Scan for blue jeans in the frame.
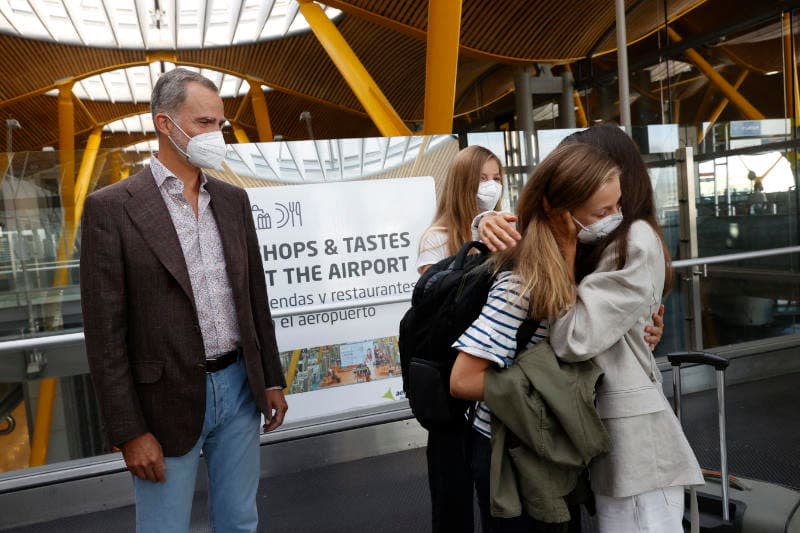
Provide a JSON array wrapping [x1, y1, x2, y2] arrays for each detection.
[[133, 357, 261, 533]]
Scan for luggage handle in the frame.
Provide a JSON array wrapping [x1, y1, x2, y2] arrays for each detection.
[[668, 351, 729, 370], [668, 350, 731, 522]]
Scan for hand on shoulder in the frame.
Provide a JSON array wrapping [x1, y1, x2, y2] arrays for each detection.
[[478, 211, 521, 251]]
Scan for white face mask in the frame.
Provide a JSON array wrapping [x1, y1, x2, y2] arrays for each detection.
[[572, 211, 623, 244], [477, 180, 502, 211], [166, 116, 227, 170]]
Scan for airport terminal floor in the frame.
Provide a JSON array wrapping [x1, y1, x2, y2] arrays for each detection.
[[4, 372, 798, 532]]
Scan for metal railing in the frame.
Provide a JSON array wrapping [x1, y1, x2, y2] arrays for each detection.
[[672, 245, 800, 269], [0, 246, 798, 354], [0, 244, 797, 493]]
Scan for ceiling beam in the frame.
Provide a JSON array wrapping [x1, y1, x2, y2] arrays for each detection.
[[321, 0, 533, 64]]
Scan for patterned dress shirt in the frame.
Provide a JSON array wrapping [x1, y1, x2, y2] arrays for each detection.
[[150, 156, 240, 359]]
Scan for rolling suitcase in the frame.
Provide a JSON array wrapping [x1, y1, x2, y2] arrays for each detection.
[[668, 351, 800, 533]]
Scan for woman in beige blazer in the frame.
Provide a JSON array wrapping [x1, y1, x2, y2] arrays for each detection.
[[549, 126, 703, 532]]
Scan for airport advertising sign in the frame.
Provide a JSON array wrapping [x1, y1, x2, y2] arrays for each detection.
[[246, 177, 436, 423]]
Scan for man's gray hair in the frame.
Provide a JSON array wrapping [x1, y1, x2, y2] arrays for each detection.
[[151, 68, 219, 120]]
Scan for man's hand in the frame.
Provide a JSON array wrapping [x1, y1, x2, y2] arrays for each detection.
[[263, 388, 288, 433], [478, 212, 521, 252], [645, 304, 666, 351], [121, 432, 166, 483]]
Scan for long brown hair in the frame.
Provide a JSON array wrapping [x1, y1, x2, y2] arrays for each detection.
[[559, 125, 673, 293], [428, 145, 503, 256], [491, 143, 620, 319]]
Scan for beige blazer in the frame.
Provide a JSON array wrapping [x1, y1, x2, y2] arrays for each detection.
[[550, 220, 703, 498]]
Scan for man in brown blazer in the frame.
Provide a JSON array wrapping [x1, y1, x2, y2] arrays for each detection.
[[80, 68, 287, 532]]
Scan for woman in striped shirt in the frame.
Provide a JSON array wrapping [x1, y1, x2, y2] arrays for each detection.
[[450, 142, 615, 533]]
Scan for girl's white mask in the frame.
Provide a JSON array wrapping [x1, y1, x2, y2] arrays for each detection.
[[572, 211, 623, 244], [477, 180, 502, 211]]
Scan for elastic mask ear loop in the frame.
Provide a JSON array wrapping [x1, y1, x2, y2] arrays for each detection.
[[166, 115, 191, 140], [165, 115, 191, 159]]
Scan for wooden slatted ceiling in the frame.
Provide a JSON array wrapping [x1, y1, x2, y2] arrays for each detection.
[[236, 90, 379, 141], [462, 0, 610, 60], [0, 0, 708, 119], [591, 0, 706, 54], [329, 0, 706, 60], [179, 16, 427, 117], [82, 101, 151, 125], [3, 94, 58, 151], [0, 34, 141, 101], [0, 0, 787, 153], [723, 41, 784, 73]]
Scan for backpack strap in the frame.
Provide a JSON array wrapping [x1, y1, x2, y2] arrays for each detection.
[[515, 317, 541, 355], [493, 262, 540, 355]]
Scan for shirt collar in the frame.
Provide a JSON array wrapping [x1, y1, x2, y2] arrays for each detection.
[[150, 155, 208, 191]]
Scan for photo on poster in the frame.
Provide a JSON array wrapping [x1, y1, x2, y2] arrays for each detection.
[[280, 335, 402, 395]]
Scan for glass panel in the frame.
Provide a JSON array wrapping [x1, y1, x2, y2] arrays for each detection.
[[0, 135, 460, 471], [700, 255, 800, 346], [1, 129, 798, 477]]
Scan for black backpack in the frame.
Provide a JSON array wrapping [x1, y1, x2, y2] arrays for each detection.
[[399, 240, 539, 430]]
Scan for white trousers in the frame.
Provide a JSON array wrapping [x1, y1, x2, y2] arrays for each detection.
[[593, 485, 684, 533]]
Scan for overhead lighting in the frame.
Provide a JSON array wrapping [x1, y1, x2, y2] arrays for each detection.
[[765, 71, 780, 76]]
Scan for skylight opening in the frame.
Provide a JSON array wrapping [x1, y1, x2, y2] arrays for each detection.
[[0, 1, 341, 49]]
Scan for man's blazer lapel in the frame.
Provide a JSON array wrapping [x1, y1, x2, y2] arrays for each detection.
[[205, 178, 246, 285], [124, 168, 197, 309]]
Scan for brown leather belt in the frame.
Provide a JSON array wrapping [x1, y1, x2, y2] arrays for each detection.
[[205, 347, 241, 373]]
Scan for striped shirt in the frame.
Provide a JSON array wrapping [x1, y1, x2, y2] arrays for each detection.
[[452, 271, 548, 438]]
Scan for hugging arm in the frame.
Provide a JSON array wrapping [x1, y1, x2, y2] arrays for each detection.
[[549, 227, 660, 362], [450, 352, 492, 401]]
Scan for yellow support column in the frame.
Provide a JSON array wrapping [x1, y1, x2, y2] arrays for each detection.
[[297, 0, 411, 137], [29, 379, 58, 466], [231, 123, 252, 144], [108, 151, 130, 184], [0, 153, 10, 188], [87, 152, 108, 206], [52, 127, 102, 287], [698, 69, 749, 143], [565, 65, 588, 128], [31, 128, 102, 466], [248, 82, 273, 142], [574, 92, 588, 128], [57, 80, 76, 230], [667, 27, 764, 120], [32, 80, 77, 465], [108, 151, 122, 184], [422, 0, 463, 134], [783, 13, 800, 127], [72, 127, 102, 228], [32, 128, 102, 466]]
